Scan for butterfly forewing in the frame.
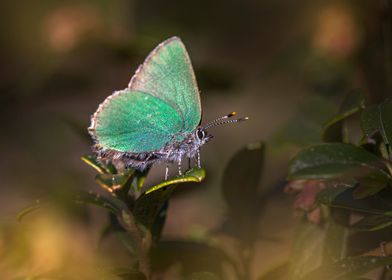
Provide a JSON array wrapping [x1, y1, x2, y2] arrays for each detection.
[[129, 36, 201, 134], [93, 90, 183, 153]]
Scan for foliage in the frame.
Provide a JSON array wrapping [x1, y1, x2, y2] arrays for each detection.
[[278, 93, 392, 280]]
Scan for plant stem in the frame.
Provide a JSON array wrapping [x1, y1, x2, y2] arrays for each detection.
[[121, 210, 152, 279]]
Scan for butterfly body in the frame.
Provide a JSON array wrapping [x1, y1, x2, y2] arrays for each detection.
[[93, 125, 211, 171], [89, 36, 246, 175]]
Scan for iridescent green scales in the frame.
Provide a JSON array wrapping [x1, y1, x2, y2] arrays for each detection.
[[89, 36, 246, 172], [89, 37, 203, 165], [94, 90, 183, 153], [128, 37, 201, 133]]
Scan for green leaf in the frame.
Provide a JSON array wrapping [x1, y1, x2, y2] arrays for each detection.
[[288, 143, 390, 182], [17, 200, 45, 221], [185, 271, 221, 280], [81, 153, 119, 174], [322, 90, 365, 142], [300, 256, 392, 280], [289, 220, 325, 279], [145, 167, 205, 194], [352, 181, 387, 199], [95, 170, 134, 195], [74, 191, 131, 216], [350, 214, 392, 231], [221, 142, 265, 241], [316, 185, 352, 205], [322, 211, 349, 264], [361, 99, 392, 148], [319, 187, 392, 217], [17, 191, 131, 222], [134, 185, 174, 231]]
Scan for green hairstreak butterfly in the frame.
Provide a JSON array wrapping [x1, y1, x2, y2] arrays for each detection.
[[89, 36, 247, 179]]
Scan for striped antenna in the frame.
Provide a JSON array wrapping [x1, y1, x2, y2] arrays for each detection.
[[204, 112, 248, 129]]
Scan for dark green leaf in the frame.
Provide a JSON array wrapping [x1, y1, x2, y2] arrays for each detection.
[[145, 167, 205, 194], [17, 191, 131, 222], [300, 256, 392, 280], [361, 99, 392, 149], [17, 201, 45, 221], [352, 182, 387, 199], [74, 191, 130, 216], [322, 89, 365, 142], [322, 217, 348, 264], [185, 271, 221, 280], [350, 214, 392, 231], [134, 186, 174, 231], [288, 143, 390, 182], [221, 142, 265, 240], [81, 154, 110, 174], [95, 170, 134, 195], [316, 185, 352, 205], [319, 187, 392, 217]]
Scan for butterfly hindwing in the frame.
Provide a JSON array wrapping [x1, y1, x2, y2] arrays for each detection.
[[91, 90, 183, 153], [129, 36, 201, 134]]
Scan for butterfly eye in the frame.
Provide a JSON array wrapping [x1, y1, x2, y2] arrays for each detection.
[[197, 129, 205, 140]]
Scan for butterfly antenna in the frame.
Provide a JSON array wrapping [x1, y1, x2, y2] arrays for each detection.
[[204, 112, 248, 129]]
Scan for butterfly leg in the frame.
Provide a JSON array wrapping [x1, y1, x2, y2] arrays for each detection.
[[196, 150, 201, 168], [178, 157, 182, 176], [165, 165, 169, 181]]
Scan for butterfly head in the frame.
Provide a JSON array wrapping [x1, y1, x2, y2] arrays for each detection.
[[194, 127, 213, 146], [192, 112, 248, 148]]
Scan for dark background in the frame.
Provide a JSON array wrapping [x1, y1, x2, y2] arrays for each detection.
[[0, 0, 390, 278]]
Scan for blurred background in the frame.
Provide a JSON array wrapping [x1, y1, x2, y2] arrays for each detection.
[[0, 0, 391, 278]]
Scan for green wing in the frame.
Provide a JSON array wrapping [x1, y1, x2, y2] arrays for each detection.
[[129, 36, 201, 133], [91, 89, 183, 153]]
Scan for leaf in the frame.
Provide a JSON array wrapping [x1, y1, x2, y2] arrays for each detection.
[[319, 187, 392, 217], [17, 191, 131, 223], [134, 185, 174, 233], [316, 185, 352, 205], [361, 99, 392, 148], [17, 200, 45, 221], [185, 271, 221, 280], [145, 167, 205, 194], [95, 170, 134, 195], [322, 89, 365, 142], [322, 213, 349, 264], [74, 191, 131, 216], [288, 143, 390, 182], [300, 256, 392, 280], [221, 142, 265, 241], [289, 220, 325, 279], [81, 154, 111, 174], [350, 214, 392, 231], [352, 182, 387, 199]]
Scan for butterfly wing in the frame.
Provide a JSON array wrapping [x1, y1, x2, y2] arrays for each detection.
[[90, 89, 183, 153], [129, 36, 201, 134]]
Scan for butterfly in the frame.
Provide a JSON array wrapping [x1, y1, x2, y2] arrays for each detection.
[[88, 36, 247, 179]]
